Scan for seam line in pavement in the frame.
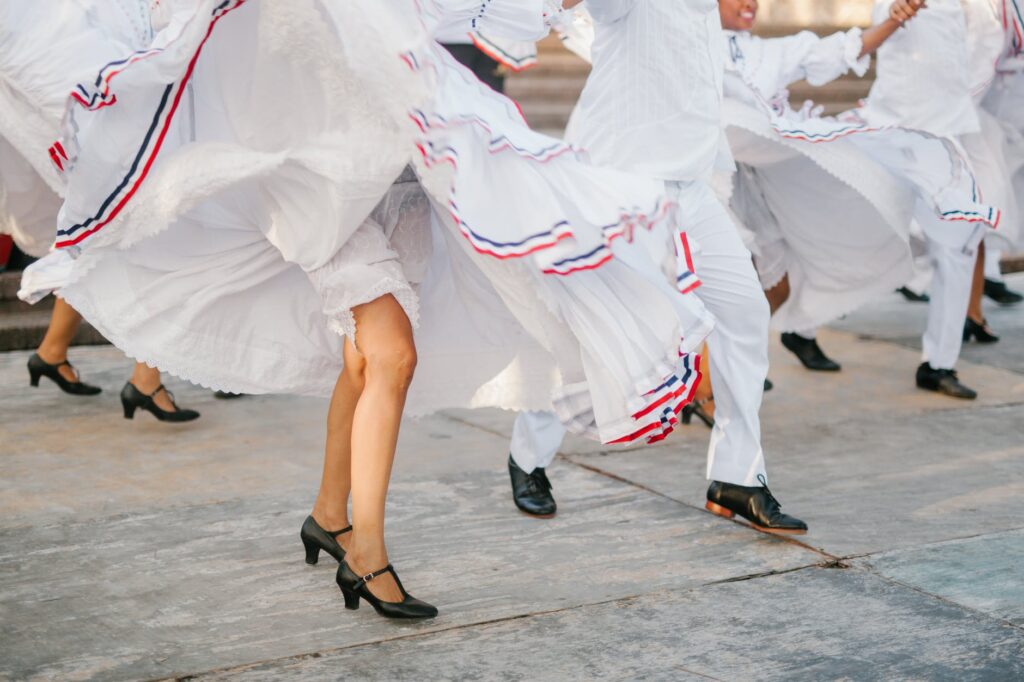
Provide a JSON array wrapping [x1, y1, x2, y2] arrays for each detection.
[[442, 412, 839, 561], [164, 562, 826, 682], [562, 454, 837, 560], [867, 570, 1024, 633], [851, 332, 1024, 378]]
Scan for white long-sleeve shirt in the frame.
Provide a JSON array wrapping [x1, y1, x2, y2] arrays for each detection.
[[862, 0, 979, 137], [566, 0, 728, 181]]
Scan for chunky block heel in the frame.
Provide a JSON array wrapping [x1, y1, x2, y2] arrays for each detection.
[[29, 369, 41, 387], [340, 587, 360, 610], [705, 500, 734, 519], [303, 537, 321, 565], [122, 400, 137, 420]]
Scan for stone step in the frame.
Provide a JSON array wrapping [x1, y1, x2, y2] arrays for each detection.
[[0, 271, 50, 314], [0, 272, 107, 351], [506, 75, 587, 103], [1, 269, 23, 301], [0, 307, 107, 352]]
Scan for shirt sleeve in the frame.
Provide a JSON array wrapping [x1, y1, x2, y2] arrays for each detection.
[[774, 29, 870, 90], [584, 0, 639, 24]]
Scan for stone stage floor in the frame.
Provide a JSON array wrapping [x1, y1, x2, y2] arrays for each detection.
[[1, 276, 1022, 680]]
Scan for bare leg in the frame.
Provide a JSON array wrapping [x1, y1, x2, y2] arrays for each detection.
[[967, 241, 985, 324], [764, 274, 790, 315], [693, 342, 715, 418], [335, 294, 416, 603], [309, 338, 365, 546], [36, 298, 83, 382]]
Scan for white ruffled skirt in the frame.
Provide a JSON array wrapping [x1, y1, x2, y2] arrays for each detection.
[[24, 0, 714, 445]]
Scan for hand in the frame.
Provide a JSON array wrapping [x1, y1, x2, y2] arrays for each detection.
[[889, 0, 925, 24]]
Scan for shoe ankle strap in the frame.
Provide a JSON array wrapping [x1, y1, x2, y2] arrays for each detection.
[[354, 563, 394, 591], [329, 525, 353, 537]]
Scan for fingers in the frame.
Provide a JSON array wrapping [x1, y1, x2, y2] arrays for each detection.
[[889, 0, 924, 23]]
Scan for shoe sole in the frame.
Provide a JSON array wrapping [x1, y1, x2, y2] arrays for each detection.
[[915, 384, 977, 400], [516, 508, 556, 519], [705, 501, 807, 536]]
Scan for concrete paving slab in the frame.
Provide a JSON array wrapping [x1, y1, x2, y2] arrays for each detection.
[[193, 567, 1024, 682], [830, 273, 1024, 376], [858, 529, 1024, 626], [0, 465, 814, 680], [441, 320, 1024, 459], [2, 280, 1021, 681], [1, 349, 521, 529], [568, 403, 1024, 558]]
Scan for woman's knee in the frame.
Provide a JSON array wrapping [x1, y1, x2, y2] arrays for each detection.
[[363, 338, 418, 388], [342, 342, 368, 388]]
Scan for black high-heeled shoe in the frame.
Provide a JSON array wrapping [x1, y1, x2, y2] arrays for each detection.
[[27, 353, 102, 396], [300, 515, 352, 564], [120, 382, 200, 422], [680, 397, 714, 428], [336, 560, 438, 619], [963, 317, 999, 343]]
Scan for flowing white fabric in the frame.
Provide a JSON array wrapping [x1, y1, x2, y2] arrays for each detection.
[[721, 29, 997, 331], [0, 0, 150, 256], [22, 0, 716, 445]]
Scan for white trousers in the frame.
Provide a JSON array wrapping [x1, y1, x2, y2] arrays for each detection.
[[511, 182, 771, 487], [984, 246, 1003, 282], [510, 411, 564, 472], [921, 233, 978, 370]]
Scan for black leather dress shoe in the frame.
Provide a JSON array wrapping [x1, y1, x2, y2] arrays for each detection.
[[706, 475, 807, 535], [213, 390, 245, 399], [508, 455, 556, 517], [896, 286, 930, 303], [983, 278, 1023, 305], [780, 332, 841, 372], [915, 362, 976, 400]]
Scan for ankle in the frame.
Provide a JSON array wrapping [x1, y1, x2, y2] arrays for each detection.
[[346, 541, 389, 572], [311, 503, 349, 532], [36, 345, 67, 364]]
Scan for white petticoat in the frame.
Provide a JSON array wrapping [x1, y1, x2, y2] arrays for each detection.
[[26, 0, 714, 445]]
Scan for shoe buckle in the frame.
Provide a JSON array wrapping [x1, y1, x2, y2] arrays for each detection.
[[362, 572, 376, 583]]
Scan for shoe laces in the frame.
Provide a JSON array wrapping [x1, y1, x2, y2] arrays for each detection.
[[756, 473, 780, 509], [525, 469, 552, 494]]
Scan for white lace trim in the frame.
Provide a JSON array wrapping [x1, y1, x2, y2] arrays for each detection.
[[326, 279, 421, 347]]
